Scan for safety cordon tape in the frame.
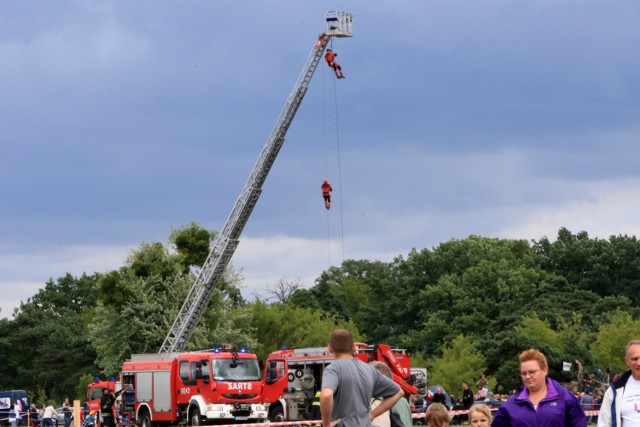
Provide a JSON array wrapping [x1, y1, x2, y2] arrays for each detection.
[[412, 409, 601, 418], [0, 410, 604, 425], [203, 421, 320, 427], [165, 410, 602, 427]]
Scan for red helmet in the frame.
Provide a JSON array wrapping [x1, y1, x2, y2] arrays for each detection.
[[323, 178, 328, 184]]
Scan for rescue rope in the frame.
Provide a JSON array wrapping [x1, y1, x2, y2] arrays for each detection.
[[322, 39, 346, 266]]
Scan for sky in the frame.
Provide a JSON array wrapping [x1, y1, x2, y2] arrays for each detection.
[[2, 1, 639, 319]]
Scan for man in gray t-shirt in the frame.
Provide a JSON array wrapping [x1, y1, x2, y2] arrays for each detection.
[[320, 329, 402, 427]]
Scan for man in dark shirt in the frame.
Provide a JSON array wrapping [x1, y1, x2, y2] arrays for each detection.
[[100, 388, 125, 427], [431, 387, 448, 409], [461, 382, 474, 409]]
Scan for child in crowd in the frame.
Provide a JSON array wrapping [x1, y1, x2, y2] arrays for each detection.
[[468, 405, 493, 427], [425, 403, 451, 427]]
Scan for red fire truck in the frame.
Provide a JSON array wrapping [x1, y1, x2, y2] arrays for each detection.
[[118, 347, 287, 427], [86, 377, 121, 413], [264, 343, 418, 422]]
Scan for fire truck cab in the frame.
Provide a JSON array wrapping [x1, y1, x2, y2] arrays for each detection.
[[86, 377, 121, 414], [264, 343, 417, 422], [121, 348, 285, 426]]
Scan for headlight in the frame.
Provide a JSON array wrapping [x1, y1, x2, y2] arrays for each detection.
[[210, 405, 225, 411]]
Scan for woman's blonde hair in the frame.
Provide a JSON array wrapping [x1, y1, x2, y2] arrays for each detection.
[[468, 404, 493, 423], [425, 403, 450, 427]]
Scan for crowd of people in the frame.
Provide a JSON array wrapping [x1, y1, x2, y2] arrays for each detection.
[[407, 355, 628, 427], [319, 330, 640, 427], [5, 331, 638, 427], [4, 400, 98, 427], [3, 400, 72, 427]]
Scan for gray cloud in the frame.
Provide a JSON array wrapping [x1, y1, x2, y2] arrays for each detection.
[[1, 1, 639, 318]]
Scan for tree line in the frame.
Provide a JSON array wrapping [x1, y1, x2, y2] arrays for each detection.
[[0, 224, 638, 403]]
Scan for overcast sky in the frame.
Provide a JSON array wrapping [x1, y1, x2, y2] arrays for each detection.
[[2, 1, 639, 319]]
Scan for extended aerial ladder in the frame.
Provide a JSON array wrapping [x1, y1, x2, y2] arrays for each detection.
[[160, 11, 353, 353]]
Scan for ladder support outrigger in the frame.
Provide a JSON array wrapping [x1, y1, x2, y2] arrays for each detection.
[[160, 11, 353, 353]]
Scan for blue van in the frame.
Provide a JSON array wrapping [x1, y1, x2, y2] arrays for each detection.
[[0, 390, 30, 426]]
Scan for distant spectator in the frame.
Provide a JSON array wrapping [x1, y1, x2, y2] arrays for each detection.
[[38, 405, 45, 427], [459, 382, 474, 424], [469, 405, 493, 427], [432, 387, 448, 409], [593, 390, 603, 424], [580, 392, 593, 423], [370, 361, 413, 427], [9, 402, 20, 427], [575, 360, 584, 391], [30, 404, 39, 427], [425, 403, 450, 427], [42, 404, 56, 427], [476, 375, 488, 391], [62, 399, 72, 427]]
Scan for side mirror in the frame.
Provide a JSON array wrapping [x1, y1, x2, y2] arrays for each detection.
[[266, 361, 277, 384]]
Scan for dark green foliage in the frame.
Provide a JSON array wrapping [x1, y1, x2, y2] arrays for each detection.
[[169, 222, 216, 274], [295, 231, 640, 390], [1, 274, 100, 401], [534, 228, 640, 305], [2, 226, 639, 399], [97, 270, 130, 309]]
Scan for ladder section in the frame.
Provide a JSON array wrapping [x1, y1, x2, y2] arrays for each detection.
[[159, 16, 352, 353]]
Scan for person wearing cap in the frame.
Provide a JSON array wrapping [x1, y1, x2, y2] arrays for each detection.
[[324, 49, 345, 79], [100, 388, 125, 427], [321, 178, 333, 210]]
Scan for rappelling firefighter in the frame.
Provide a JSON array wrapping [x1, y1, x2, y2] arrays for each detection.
[[324, 49, 345, 79], [321, 178, 333, 210]]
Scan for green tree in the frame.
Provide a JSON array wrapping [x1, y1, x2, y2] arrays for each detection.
[[288, 288, 322, 311], [89, 273, 193, 375], [534, 228, 640, 305], [591, 310, 640, 372], [2, 274, 100, 401], [515, 314, 561, 350], [427, 334, 486, 396], [89, 229, 245, 374], [97, 270, 130, 310], [169, 222, 216, 273], [248, 301, 360, 360]]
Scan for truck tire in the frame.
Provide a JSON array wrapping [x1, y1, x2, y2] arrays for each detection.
[[139, 411, 152, 427], [269, 405, 284, 423], [189, 408, 202, 426]]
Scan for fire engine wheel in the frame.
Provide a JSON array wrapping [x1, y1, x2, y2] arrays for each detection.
[[189, 408, 202, 426], [413, 418, 425, 426], [269, 406, 285, 423], [139, 412, 152, 427]]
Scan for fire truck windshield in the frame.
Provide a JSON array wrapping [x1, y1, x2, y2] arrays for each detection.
[[211, 358, 260, 381], [88, 388, 104, 400]]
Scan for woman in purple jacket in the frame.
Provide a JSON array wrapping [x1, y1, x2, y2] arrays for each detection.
[[492, 349, 587, 427]]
